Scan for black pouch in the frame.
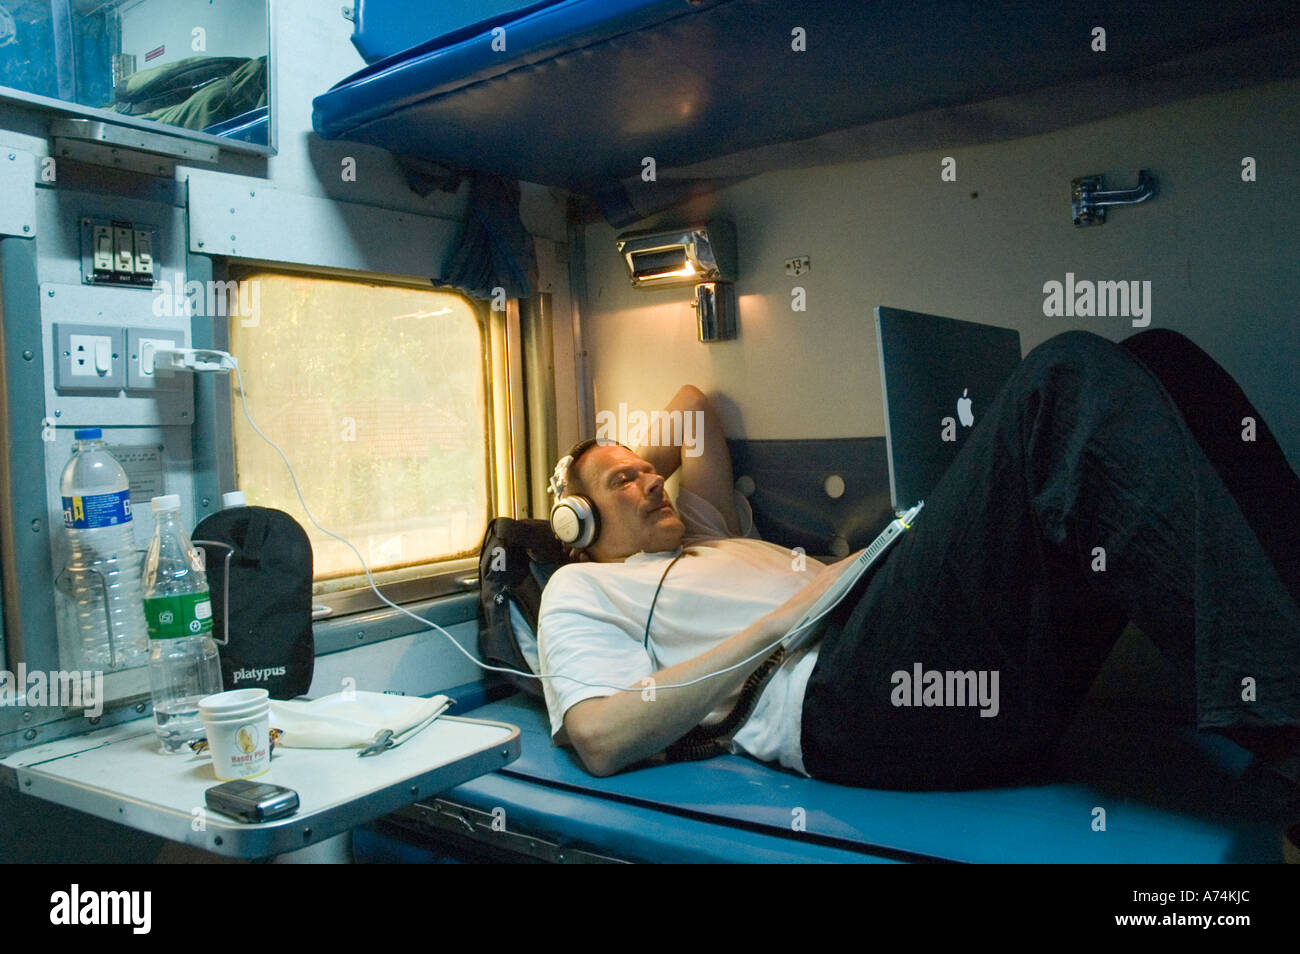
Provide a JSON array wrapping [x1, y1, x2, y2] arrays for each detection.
[[477, 517, 568, 700], [192, 506, 314, 699]]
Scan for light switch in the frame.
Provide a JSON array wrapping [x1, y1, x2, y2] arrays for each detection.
[[93, 226, 114, 272], [113, 226, 134, 274], [81, 219, 160, 287], [133, 230, 154, 278], [94, 337, 111, 374]]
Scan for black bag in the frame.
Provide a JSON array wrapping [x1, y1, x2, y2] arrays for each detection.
[[477, 517, 568, 699], [192, 506, 314, 700]]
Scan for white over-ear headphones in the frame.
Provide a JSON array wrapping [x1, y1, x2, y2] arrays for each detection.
[[548, 438, 601, 549]]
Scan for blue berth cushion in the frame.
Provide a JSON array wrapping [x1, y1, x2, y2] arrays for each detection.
[[431, 694, 1290, 863], [315, 0, 1300, 199]]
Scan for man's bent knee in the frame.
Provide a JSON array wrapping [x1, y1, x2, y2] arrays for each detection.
[[1017, 330, 1157, 391]]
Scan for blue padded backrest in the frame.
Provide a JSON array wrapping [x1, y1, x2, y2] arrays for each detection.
[[726, 438, 894, 557], [351, 0, 562, 64]]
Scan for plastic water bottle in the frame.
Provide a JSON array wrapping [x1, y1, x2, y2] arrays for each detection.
[[142, 494, 223, 753], [58, 428, 149, 670]]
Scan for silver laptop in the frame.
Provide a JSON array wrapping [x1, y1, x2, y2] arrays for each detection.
[[876, 306, 1022, 511], [782, 307, 1022, 652]]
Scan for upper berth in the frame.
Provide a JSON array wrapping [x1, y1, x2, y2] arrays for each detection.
[[312, 0, 1300, 221]]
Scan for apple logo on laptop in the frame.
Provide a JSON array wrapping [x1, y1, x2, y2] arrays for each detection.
[[957, 389, 974, 427]]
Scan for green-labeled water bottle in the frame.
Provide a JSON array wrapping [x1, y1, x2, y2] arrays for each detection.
[[141, 494, 222, 753]]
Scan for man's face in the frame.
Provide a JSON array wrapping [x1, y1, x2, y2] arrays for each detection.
[[575, 444, 684, 561]]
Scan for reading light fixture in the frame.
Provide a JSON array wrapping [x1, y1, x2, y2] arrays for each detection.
[[616, 220, 738, 341]]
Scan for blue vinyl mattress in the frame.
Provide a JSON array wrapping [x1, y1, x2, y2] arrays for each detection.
[[421, 694, 1293, 863]]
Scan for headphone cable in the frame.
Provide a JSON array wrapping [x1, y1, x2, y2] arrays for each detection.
[[643, 548, 686, 650]]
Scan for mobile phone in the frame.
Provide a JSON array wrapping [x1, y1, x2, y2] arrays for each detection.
[[205, 779, 300, 823]]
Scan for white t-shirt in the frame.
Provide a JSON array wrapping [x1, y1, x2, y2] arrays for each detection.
[[537, 486, 824, 775]]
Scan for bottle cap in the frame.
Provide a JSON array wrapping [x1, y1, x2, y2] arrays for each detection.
[[221, 491, 247, 508], [74, 428, 102, 440], [151, 494, 181, 512]]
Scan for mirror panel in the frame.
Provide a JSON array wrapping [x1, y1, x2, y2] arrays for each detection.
[[0, 0, 271, 149]]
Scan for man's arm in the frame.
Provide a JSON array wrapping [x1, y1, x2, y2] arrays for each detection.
[[561, 555, 850, 776], [635, 384, 741, 536]]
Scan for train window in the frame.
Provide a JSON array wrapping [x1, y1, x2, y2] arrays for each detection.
[[226, 269, 490, 596]]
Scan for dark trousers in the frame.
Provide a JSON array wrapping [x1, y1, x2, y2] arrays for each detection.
[[801, 329, 1300, 789]]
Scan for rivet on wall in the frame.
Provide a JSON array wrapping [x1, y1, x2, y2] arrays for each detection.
[[735, 475, 755, 496], [823, 474, 845, 499]]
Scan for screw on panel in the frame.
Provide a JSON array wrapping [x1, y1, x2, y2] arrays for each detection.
[[47, 289, 54, 297], [201, 497, 210, 507], [302, 828, 312, 841], [135, 702, 146, 713], [410, 785, 418, 796], [22, 225, 29, 232], [214, 836, 223, 846], [22, 350, 32, 360], [23, 728, 35, 740], [54, 409, 61, 416], [30, 519, 41, 533], [88, 716, 101, 726], [22, 711, 32, 722], [197, 241, 205, 248]]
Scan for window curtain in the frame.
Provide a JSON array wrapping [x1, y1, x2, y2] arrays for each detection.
[[396, 159, 538, 300], [438, 170, 537, 301]]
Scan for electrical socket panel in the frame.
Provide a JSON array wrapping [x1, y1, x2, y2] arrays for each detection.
[[126, 328, 186, 390], [53, 322, 126, 392]]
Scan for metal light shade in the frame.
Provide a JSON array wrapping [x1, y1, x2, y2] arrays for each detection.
[[616, 221, 736, 288], [616, 221, 738, 342]]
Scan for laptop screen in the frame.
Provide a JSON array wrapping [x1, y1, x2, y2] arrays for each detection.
[[875, 306, 1023, 511]]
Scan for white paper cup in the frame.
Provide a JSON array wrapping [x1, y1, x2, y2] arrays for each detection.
[[199, 689, 271, 781]]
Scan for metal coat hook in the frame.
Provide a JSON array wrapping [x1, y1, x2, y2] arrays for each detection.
[[1071, 170, 1157, 226]]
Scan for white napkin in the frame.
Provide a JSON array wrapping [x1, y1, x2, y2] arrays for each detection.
[[268, 691, 452, 749]]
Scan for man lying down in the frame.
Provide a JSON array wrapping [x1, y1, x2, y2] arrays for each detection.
[[537, 330, 1300, 796]]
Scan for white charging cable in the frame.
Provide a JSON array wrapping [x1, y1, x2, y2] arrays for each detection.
[[154, 348, 841, 693]]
